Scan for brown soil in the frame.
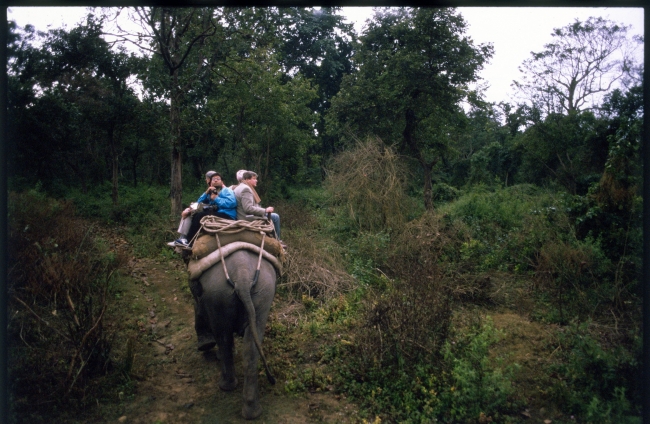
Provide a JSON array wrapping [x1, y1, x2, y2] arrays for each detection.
[[91, 232, 361, 424]]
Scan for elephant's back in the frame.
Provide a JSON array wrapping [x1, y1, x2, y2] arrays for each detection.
[[227, 250, 277, 292], [199, 250, 276, 294]]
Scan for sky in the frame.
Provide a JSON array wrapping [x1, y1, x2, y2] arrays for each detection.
[[7, 6, 644, 106]]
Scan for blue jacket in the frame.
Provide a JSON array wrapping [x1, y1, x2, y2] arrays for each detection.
[[197, 187, 237, 220]]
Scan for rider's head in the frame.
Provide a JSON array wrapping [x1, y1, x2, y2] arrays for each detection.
[[236, 169, 247, 183], [206, 170, 218, 184]]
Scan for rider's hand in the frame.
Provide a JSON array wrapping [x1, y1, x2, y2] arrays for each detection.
[[181, 208, 191, 218], [265, 207, 274, 213]]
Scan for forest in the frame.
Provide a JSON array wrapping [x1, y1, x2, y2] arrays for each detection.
[[6, 7, 643, 423]]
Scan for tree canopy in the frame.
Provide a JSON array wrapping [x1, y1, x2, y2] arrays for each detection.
[[327, 7, 493, 209], [7, 8, 641, 212], [513, 17, 642, 116]]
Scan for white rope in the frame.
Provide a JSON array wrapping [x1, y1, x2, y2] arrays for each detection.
[[199, 215, 274, 236], [186, 215, 274, 246]]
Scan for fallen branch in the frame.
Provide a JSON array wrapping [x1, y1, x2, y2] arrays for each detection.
[[13, 295, 71, 342], [66, 303, 107, 390]]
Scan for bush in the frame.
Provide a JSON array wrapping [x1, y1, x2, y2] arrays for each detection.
[[335, 275, 452, 423], [534, 239, 612, 323], [279, 199, 355, 300], [324, 137, 415, 234], [432, 182, 461, 203], [549, 320, 641, 422], [437, 317, 521, 423], [7, 191, 125, 421]]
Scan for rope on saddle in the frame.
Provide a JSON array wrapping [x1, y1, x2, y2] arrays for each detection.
[[187, 215, 274, 246], [195, 216, 275, 284], [199, 215, 274, 236]]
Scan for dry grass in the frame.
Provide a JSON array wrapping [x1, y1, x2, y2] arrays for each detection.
[[390, 209, 469, 268], [7, 191, 125, 418], [280, 231, 355, 300], [278, 200, 355, 300], [324, 137, 414, 233]]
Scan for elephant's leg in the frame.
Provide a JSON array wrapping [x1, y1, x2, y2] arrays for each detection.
[[195, 301, 216, 351], [240, 265, 275, 419], [217, 331, 237, 391], [190, 280, 216, 351], [241, 326, 262, 420]]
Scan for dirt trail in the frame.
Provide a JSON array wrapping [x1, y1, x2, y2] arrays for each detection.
[[103, 241, 358, 424]]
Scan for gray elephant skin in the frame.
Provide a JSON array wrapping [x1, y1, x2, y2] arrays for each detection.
[[197, 249, 277, 420]]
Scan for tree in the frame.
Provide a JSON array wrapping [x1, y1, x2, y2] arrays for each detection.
[[327, 8, 493, 209], [277, 7, 356, 165], [110, 7, 221, 216], [513, 17, 642, 116], [194, 45, 318, 192], [515, 111, 609, 194], [7, 16, 141, 199]]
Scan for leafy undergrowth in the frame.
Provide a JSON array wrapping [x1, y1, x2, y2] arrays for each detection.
[[8, 172, 641, 423], [72, 232, 364, 424]]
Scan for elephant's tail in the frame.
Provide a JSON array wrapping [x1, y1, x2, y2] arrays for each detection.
[[235, 284, 276, 385]]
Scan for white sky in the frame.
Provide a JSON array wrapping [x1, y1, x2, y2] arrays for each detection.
[[7, 6, 644, 106]]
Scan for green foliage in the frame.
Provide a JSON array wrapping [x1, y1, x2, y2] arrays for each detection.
[[515, 111, 609, 194], [63, 183, 193, 258], [327, 7, 493, 208], [335, 313, 521, 423], [345, 230, 390, 270], [438, 184, 568, 273], [437, 318, 521, 423], [432, 182, 462, 203], [549, 320, 641, 422]]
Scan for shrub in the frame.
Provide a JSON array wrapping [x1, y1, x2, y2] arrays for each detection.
[[324, 137, 415, 233], [549, 320, 641, 422], [437, 317, 521, 423], [534, 239, 611, 323], [335, 275, 452, 422], [280, 231, 355, 300], [432, 182, 461, 203], [7, 191, 125, 421]]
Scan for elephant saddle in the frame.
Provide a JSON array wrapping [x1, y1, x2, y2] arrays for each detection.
[[190, 216, 284, 261]]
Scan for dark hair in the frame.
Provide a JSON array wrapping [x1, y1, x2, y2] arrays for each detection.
[[242, 171, 258, 180]]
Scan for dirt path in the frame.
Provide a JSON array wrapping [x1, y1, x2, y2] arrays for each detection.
[[100, 239, 359, 424]]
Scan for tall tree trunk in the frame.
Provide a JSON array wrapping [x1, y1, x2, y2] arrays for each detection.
[[422, 161, 434, 210], [170, 71, 183, 217], [403, 107, 435, 210], [109, 125, 119, 206]]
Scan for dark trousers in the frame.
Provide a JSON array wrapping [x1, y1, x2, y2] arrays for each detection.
[[187, 210, 234, 241]]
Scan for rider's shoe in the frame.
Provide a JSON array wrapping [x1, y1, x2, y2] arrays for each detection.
[[174, 238, 190, 248]]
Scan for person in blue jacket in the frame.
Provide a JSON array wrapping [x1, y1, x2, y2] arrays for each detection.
[[172, 171, 237, 248]]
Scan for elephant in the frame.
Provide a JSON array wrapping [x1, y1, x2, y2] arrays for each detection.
[[193, 247, 277, 420]]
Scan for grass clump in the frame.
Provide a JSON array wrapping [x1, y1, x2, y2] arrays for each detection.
[[549, 320, 642, 423], [278, 198, 355, 300], [325, 137, 415, 234], [7, 191, 127, 422]]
